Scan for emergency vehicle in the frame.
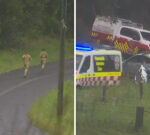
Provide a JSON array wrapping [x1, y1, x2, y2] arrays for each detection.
[[91, 16, 150, 55], [76, 44, 122, 87]]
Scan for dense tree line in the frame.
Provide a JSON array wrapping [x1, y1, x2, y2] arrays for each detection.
[[77, 0, 150, 41], [0, 0, 73, 48], [95, 0, 150, 29]]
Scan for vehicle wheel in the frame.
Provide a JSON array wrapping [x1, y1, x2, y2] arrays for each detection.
[[76, 85, 82, 89]]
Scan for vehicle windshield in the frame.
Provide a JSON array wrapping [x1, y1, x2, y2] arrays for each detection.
[[141, 31, 150, 41], [93, 55, 121, 72], [76, 54, 83, 70]]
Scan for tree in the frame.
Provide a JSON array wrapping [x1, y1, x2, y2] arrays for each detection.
[[0, 0, 73, 49]]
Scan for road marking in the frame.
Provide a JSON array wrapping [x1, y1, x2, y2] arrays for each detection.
[[0, 75, 51, 97]]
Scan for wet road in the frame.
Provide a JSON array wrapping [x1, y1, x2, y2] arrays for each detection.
[[0, 60, 73, 135]]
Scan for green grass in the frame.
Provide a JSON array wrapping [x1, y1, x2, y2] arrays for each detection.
[[28, 81, 74, 135], [0, 37, 73, 73], [77, 78, 150, 135]]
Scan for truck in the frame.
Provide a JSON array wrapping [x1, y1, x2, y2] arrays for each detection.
[[91, 16, 150, 55]]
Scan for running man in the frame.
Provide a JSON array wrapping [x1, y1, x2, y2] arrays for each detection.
[[40, 48, 48, 72], [22, 53, 32, 77]]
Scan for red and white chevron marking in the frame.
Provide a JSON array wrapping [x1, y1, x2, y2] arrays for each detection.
[[76, 76, 121, 86]]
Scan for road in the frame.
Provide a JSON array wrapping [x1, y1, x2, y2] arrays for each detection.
[[0, 60, 73, 135]]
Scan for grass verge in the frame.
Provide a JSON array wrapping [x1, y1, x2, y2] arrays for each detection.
[[28, 81, 74, 135], [77, 78, 150, 135], [0, 37, 73, 73]]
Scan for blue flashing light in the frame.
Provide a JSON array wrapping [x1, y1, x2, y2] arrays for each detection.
[[76, 44, 94, 51]]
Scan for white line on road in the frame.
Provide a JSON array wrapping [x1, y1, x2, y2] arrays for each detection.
[[0, 75, 51, 97]]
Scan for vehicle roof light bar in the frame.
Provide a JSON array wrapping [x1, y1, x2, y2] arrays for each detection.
[[76, 44, 94, 51]]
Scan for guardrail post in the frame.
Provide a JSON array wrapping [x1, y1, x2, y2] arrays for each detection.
[[135, 106, 144, 130]]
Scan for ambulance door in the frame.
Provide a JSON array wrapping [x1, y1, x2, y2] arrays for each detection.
[[79, 55, 91, 86], [127, 29, 141, 54]]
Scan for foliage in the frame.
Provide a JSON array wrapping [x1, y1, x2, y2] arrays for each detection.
[[0, 37, 73, 73], [0, 0, 73, 48], [94, 0, 150, 26], [77, 78, 150, 135], [28, 81, 74, 135], [77, 0, 150, 41]]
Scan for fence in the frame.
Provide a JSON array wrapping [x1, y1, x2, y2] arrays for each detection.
[[76, 86, 150, 135]]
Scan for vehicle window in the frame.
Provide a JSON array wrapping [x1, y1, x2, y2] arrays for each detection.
[[80, 56, 90, 73], [120, 27, 132, 37], [93, 55, 120, 72], [132, 31, 140, 41], [76, 54, 83, 70], [141, 31, 150, 41], [120, 27, 140, 41]]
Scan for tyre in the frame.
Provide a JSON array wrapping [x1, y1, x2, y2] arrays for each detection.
[[76, 85, 82, 89]]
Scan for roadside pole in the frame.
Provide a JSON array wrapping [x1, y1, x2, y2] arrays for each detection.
[[57, 0, 67, 117], [135, 106, 144, 130]]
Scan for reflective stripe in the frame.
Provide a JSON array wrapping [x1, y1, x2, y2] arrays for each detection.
[[96, 62, 104, 66], [76, 76, 121, 86], [114, 40, 129, 53], [76, 52, 84, 55], [134, 46, 139, 54], [76, 72, 122, 79], [106, 35, 113, 41], [91, 32, 99, 37], [90, 51, 121, 55], [77, 50, 121, 55]]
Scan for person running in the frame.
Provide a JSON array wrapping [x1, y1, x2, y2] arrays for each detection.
[[40, 48, 48, 72], [22, 52, 32, 77]]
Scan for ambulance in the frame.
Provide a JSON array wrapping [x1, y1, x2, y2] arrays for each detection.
[[76, 44, 122, 87], [91, 16, 150, 55]]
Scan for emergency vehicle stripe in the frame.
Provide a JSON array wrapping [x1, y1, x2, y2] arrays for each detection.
[[76, 76, 121, 86], [114, 40, 129, 53], [77, 50, 121, 55], [76, 52, 84, 55], [76, 72, 121, 79], [114, 40, 139, 54], [134, 46, 139, 54]]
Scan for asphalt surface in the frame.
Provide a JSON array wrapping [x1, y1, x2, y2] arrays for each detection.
[[0, 60, 73, 135]]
